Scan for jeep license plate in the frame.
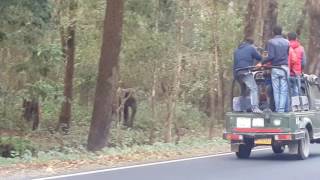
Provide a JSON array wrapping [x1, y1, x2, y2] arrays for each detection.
[[255, 138, 272, 145]]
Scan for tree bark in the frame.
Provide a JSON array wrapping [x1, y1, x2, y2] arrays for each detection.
[[164, 0, 190, 143], [244, 0, 260, 40], [208, 0, 223, 138], [306, 0, 320, 75], [296, 0, 308, 36], [164, 45, 183, 143], [262, 0, 278, 46], [57, 1, 77, 133], [149, 0, 161, 144], [149, 65, 158, 144], [208, 50, 218, 139], [256, 0, 265, 47], [87, 0, 124, 151]]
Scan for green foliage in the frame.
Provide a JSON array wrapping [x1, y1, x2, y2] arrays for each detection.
[[0, 0, 314, 162], [14, 43, 63, 79], [175, 102, 208, 130], [0, 87, 22, 130], [21, 80, 63, 100], [0, 0, 52, 47], [0, 136, 36, 158], [278, 0, 308, 44], [110, 128, 150, 148], [71, 103, 92, 126], [121, 0, 176, 88]]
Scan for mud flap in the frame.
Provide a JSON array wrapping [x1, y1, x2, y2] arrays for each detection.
[[288, 142, 299, 154], [231, 143, 240, 152]]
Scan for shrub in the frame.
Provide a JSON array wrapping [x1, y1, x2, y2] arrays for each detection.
[[0, 137, 36, 158]]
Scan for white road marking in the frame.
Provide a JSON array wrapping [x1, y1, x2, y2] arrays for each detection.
[[33, 148, 270, 180]]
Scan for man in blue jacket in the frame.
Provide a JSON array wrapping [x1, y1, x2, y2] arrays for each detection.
[[257, 25, 290, 112], [233, 38, 263, 113]]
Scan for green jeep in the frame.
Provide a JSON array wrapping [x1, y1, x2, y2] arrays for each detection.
[[223, 66, 320, 160]]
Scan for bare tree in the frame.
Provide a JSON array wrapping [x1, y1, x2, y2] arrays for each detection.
[[87, 0, 124, 151]]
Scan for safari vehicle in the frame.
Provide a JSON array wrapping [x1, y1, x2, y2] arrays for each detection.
[[223, 66, 320, 160]]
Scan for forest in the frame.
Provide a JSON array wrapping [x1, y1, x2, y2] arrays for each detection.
[[0, 0, 320, 176]]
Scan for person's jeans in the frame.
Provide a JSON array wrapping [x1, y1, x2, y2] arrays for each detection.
[[271, 66, 289, 112], [290, 76, 301, 96], [239, 73, 259, 109]]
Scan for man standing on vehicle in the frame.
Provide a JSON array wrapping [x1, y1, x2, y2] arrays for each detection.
[[233, 38, 263, 113], [257, 25, 290, 112], [288, 32, 307, 96]]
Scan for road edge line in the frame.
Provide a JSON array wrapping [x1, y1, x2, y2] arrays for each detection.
[[33, 148, 270, 180]]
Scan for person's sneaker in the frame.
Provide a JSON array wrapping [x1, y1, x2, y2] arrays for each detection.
[[252, 106, 263, 114]]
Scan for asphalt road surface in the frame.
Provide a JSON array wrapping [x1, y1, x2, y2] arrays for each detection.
[[34, 145, 320, 180]]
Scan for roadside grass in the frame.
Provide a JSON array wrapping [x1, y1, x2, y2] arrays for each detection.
[[0, 136, 229, 178], [0, 136, 228, 166]]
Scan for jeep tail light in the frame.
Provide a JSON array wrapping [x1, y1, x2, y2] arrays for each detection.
[[274, 134, 292, 140], [226, 134, 243, 141]]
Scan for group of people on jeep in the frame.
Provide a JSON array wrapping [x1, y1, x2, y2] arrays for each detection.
[[233, 25, 307, 113]]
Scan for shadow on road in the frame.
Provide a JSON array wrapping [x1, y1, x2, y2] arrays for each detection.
[[251, 153, 320, 161], [245, 151, 320, 161]]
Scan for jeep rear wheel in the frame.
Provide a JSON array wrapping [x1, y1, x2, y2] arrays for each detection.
[[272, 144, 285, 154], [297, 129, 310, 160], [236, 144, 252, 159]]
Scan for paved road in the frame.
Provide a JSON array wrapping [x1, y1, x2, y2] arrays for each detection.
[[35, 145, 320, 180]]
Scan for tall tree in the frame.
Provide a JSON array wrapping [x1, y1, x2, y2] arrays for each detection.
[[306, 0, 320, 74], [262, 0, 278, 46], [164, 13, 184, 144], [87, 0, 124, 151], [164, 0, 188, 143], [256, 0, 265, 46], [296, 0, 308, 36], [243, 0, 260, 40], [149, 0, 161, 144], [57, 0, 78, 133], [208, 0, 223, 138]]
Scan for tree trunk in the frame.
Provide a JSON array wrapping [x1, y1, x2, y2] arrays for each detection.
[[208, 0, 222, 138], [306, 0, 320, 75], [257, 0, 265, 47], [149, 65, 158, 144], [262, 0, 278, 46], [164, 0, 189, 143], [87, 0, 124, 151], [57, 1, 77, 133], [244, 0, 260, 40], [164, 52, 183, 143], [208, 53, 218, 139], [296, 0, 308, 36]]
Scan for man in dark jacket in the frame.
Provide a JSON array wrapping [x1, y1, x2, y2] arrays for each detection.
[[233, 38, 263, 113], [258, 25, 290, 112]]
